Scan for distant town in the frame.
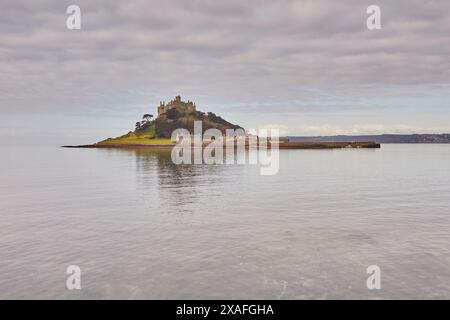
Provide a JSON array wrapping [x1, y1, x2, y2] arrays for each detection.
[[290, 134, 450, 144]]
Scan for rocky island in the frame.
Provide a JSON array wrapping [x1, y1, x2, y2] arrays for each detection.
[[63, 96, 380, 149]]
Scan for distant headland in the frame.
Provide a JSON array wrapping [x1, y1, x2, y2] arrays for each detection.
[[62, 95, 380, 149]]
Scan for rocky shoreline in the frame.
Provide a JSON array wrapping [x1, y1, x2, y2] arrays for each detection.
[[62, 141, 381, 149]]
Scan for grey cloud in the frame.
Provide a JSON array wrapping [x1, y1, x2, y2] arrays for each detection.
[[0, 0, 449, 134]]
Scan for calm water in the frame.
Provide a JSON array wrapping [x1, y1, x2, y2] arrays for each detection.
[[0, 144, 449, 299]]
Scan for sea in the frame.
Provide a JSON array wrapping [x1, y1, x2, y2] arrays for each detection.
[[0, 144, 449, 299]]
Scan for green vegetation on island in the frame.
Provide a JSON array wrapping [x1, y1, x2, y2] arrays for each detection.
[[95, 95, 243, 147]]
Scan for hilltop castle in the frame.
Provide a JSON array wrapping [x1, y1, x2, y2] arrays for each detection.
[[157, 95, 196, 117]]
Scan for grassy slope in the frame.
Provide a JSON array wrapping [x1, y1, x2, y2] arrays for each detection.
[[96, 109, 242, 146], [97, 124, 174, 145], [98, 135, 174, 145]]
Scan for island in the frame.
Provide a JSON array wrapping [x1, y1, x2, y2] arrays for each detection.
[[62, 96, 380, 149]]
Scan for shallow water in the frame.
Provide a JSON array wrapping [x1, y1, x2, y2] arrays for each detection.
[[0, 144, 449, 299]]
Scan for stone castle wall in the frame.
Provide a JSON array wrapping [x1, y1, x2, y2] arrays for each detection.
[[157, 95, 196, 117]]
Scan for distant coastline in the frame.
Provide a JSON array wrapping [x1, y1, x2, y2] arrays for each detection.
[[289, 134, 450, 144]]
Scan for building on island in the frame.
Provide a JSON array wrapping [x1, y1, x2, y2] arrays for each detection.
[[157, 95, 196, 117]]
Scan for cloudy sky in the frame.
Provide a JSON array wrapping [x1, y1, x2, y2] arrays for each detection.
[[1, 0, 449, 144]]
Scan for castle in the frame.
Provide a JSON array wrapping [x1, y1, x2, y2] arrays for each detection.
[[157, 95, 196, 117]]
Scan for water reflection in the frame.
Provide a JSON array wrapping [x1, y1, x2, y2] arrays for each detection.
[[102, 148, 250, 215]]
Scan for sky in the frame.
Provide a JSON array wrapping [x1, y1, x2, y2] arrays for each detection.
[[1, 0, 450, 144]]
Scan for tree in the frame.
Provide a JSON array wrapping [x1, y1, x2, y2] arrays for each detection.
[[142, 114, 153, 122]]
